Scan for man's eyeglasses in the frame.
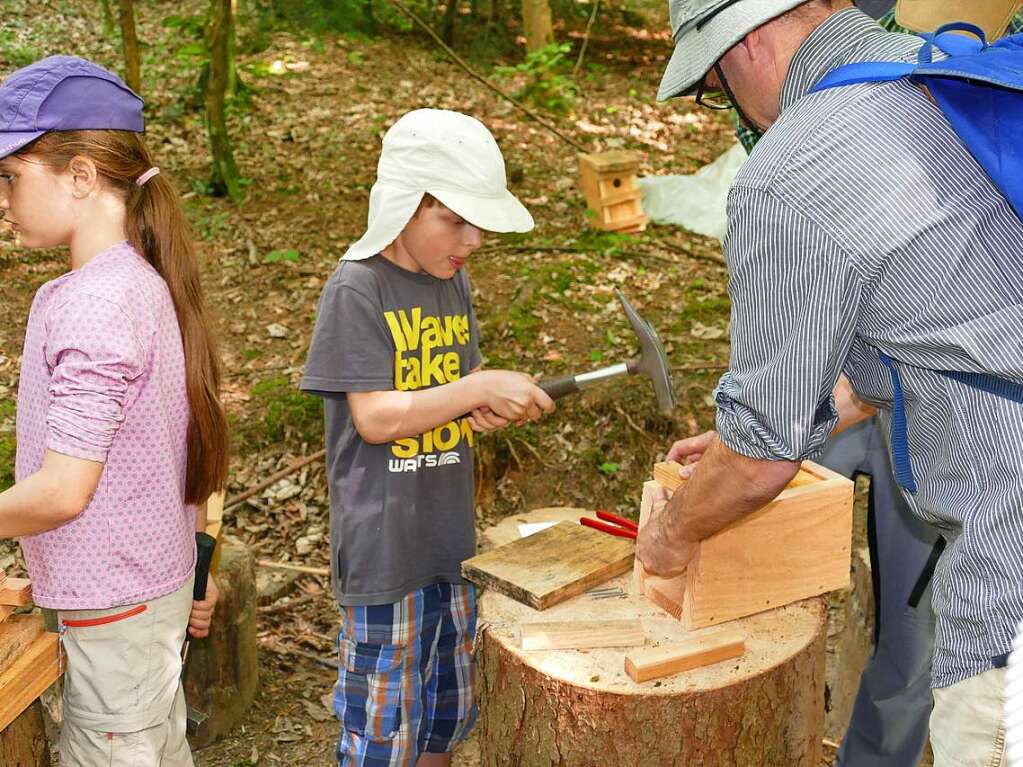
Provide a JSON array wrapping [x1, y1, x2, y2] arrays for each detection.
[[694, 65, 733, 110]]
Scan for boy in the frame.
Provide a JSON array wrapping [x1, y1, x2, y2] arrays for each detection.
[[301, 109, 555, 767]]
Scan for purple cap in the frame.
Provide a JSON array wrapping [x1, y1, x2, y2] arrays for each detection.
[[0, 56, 144, 159]]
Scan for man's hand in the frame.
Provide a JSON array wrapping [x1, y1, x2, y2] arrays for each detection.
[[188, 577, 219, 639], [665, 430, 717, 481], [636, 484, 698, 578]]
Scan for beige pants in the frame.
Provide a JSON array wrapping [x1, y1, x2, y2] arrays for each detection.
[[931, 666, 1008, 767], [57, 578, 195, 767]]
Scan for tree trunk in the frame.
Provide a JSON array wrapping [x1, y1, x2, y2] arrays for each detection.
[[475, 508, 827, 767], [440, 0, 460, 46], [0, 700, 49, 767], [184, 545, 259, 748], [116, 0, 141, 93], [99, 0, 116, 34], [205, 0, 242, 200], [520, 0, 552, 53]]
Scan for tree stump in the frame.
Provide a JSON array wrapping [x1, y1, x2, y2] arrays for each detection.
[[0, 700, 49, 767], [476, 508, 827, 767], [184, 544, 259, 748]]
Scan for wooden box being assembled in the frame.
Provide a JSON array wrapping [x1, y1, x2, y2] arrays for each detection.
[[577, 150, 647, 233], [636, 460, 853, 629]]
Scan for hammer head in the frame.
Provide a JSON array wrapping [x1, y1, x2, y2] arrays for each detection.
[[617, 289, 677, 414]]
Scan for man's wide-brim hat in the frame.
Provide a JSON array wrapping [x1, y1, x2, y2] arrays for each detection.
[[657, 0, 806, 101]]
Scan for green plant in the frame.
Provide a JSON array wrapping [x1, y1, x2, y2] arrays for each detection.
[[236, 375, 323, 449], [265, 248, 300, 263], [495, 43, 577, 114], [0, 400, 15, 492]]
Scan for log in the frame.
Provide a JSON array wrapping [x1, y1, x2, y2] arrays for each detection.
[[477, 507, 827, 767], [184, 544, 259, 747], [0, 700, 49, 767]]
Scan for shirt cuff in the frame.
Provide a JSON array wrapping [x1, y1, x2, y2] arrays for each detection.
[[714, 387, 836, 463], [299, 375, 393, 394]]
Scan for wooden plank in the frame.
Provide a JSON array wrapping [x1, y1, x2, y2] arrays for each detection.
[[653, 460, 819, 492], [0, 579, 31, 608], [0, 632, 62, 732], [634, 481, 686, 616], [462, 521, 634, 611], [0, 606, 12, 624], [624, 629, 745, 683], [0, 615, 46, 671], [682, 473, 852, 628], [520, 619, 645, 651]]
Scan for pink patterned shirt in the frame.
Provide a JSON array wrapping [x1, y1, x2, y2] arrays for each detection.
[[15, 242, 195, 609]]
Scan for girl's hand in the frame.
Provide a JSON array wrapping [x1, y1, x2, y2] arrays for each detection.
[[468, 406, 509, 432], [188, 577, 219, 639]]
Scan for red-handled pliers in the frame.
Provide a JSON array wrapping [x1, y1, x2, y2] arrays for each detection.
[[580, 510, 639, 540]]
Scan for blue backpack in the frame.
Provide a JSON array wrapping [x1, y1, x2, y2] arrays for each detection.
[[811, 24, 1023, 492]]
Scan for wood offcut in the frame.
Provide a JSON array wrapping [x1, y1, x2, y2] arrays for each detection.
[[624, 629, 745, 683], [520, 619, 645, 651]]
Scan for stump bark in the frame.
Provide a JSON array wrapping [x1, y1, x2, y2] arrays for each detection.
[[0, 700, 49, 767], [476, 508, 827, 767], [184, 544, 259, 747]]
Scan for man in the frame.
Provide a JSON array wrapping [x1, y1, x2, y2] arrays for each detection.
[[638, 3, 1023, 766]]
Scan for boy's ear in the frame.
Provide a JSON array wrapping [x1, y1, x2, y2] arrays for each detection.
[[66, 155, 100, 199]]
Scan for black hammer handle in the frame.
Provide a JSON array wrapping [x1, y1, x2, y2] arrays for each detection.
[[194, 532, 217, 601], [538, 375, 580, 400]]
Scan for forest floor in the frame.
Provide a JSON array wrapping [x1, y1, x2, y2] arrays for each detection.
[[1, 1, 902, 764]]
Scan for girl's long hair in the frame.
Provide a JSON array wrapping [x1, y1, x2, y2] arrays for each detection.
[[20, 130, 229, 505]]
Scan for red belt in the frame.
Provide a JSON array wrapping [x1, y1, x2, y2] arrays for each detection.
[[61, 604, 147, 628]]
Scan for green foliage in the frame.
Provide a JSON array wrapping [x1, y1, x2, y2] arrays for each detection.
[[495, 43, 577, 114], [0, 399, 15, 492], [235, 375, 323, 450], [0, 30, 40, 68], [264, 249, 301, 264], [598, 460, 620, 475]]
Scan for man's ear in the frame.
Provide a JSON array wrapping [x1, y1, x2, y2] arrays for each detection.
[[66, 155, 100, 199], [739, 27, 763, 62]]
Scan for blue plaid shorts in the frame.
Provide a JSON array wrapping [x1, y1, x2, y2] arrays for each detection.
[[335, 583, 477, 767]]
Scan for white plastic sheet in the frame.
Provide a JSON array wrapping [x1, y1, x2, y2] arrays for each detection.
[[637, 142, 748, 242]]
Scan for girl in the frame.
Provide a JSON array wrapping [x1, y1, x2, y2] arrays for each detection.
[[0, 56, 228, 766]]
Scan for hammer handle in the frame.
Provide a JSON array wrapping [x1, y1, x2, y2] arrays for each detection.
[[538, 375, 580, 400], [194, 532, 217, 601]]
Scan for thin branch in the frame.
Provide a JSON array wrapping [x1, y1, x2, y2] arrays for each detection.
[[572, 0, 600, 82], [225, 449, 326, 510], [387, 0, 589, 153]]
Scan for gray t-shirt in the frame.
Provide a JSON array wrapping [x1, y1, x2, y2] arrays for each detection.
[[300, 256, 482, 606]]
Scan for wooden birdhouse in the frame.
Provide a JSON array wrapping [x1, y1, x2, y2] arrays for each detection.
[[578, 150, 647, 234]]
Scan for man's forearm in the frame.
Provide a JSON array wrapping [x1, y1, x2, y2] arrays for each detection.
[[661, 438, 799, 544]]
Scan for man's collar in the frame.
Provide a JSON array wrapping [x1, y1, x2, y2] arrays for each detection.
[[778, 7, 887, 115]]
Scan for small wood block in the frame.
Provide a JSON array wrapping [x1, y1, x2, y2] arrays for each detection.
[[0, 630, 62, 731], [0, 606, 12, 624], [0, 579, 32, 607], [520, 619, 645, 651], [462, 521, 634, 611], [624, 629, 745, 683], [0, 614, 46, 671]]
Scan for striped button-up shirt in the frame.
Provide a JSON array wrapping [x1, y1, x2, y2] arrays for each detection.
[[714, 8, 1023, 687]]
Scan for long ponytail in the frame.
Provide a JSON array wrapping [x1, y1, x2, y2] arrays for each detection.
[[20, 131, 229, 504]]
